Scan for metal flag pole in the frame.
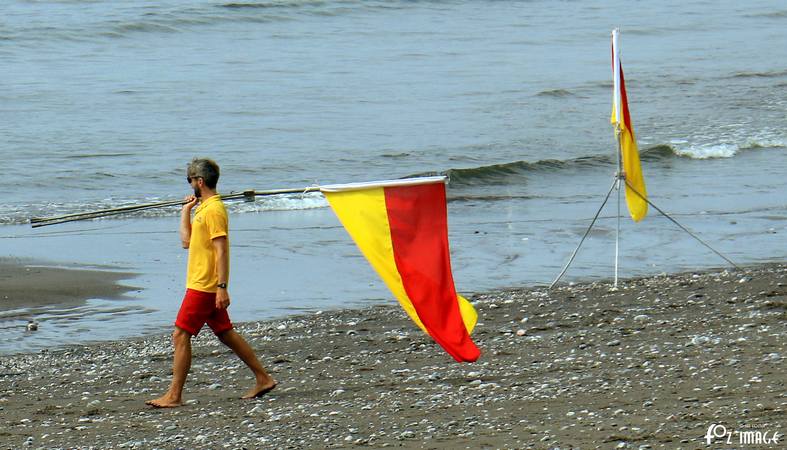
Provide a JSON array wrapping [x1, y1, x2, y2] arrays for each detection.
[[551, 29, 624, 290], [614, 130, 623, 289], [30, 176, 449, 228], [30, 186, 321, 228], [551, 28, 737, 289], [612, 28, 624, 289], [549, 177, 618, 289], [624, 180, 739, 269]]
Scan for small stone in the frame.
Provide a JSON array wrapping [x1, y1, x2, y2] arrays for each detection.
[[248, 404, 265, 414], [607, 340, 621, 347]]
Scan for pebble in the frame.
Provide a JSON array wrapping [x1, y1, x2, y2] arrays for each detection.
[[0, 264, 783, 449]]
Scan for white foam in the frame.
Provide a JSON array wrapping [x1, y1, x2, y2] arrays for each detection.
[[745, 136, 787, 149], [674, 143, 738, 159], [230, 192, 328, 214]]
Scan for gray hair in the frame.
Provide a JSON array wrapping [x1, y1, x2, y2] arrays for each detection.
[[187, 158, 220, 188]]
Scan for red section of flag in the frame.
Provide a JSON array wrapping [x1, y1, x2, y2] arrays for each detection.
[[384, 182, 480, 362], [619, 66, 632, 130]]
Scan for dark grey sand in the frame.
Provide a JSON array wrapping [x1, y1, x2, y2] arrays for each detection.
[[1, 264, 784, 449], [0, 259, 133, 310]]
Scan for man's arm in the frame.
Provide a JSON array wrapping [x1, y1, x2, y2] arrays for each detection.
[[180, 196, 197, 248], [213, 235, 230, 309]]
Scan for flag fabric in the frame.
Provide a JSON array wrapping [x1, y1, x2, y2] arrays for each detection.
[[611, 28, 648, 222], [321, 176, 480, 362]]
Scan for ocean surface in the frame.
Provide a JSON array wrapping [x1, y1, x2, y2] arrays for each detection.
[[1, 0, 785, 354]]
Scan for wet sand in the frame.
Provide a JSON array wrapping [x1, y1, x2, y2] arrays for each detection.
[[0, 263, 784, 449], [0, 259, 133, 311]]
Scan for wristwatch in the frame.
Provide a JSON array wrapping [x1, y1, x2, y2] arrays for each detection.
[[217, 283, 228, 289]]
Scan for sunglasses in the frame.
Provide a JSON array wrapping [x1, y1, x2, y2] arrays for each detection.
[[186, 176, 203, 183]]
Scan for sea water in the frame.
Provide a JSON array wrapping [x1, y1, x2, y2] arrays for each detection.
[[1, 0, 785, 353]]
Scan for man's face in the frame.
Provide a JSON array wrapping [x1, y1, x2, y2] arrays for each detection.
[[188, 175, 203, 197]]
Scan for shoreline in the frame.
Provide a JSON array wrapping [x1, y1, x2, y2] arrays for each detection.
[[1, 263, 784, 448], [0, 258, 135, 313]]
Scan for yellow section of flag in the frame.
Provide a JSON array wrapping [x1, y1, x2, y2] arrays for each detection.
[[322, 179, 477, 336], [612, 29, 648, 222], [324, 187, 428, 333]]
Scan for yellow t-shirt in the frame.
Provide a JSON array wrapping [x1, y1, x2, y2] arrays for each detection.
[[186, 195, 229, 292]]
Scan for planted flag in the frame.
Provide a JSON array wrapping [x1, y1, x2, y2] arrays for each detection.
[[611, 28, 648, 222], [321, 176, 480, 362]]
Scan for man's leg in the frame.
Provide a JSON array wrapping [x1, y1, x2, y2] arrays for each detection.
[[146, 327, 192, 407], [217, 329, 277, 399]]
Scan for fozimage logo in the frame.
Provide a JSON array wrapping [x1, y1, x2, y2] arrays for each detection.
[[705, 424, 781, 446]]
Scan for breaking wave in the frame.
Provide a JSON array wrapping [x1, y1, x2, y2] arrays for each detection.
[[3, 139, 783, 226], [669, 136, 786, 159]]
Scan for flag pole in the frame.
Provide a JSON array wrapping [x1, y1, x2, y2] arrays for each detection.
[[30, 186, 321, 228], [614, 131, 623, 289], [30, 176, 449, 228], [550, 28, 737, 290], [549, 177, 618, 289], [623, 180, 739, 269], [551, 28, 626, 290], [612, 28, 623, 289]]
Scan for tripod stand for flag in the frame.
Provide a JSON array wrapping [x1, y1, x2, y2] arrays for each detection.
[[550, 29, 737, 290]]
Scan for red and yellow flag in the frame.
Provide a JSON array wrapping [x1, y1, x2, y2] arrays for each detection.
[[611, 29, 648, 222], [321, 176, 480, 362]]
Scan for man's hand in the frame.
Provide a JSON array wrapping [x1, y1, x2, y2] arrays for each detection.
[[182, 195, 198, 212], [180, 195, 198, 248], [216, 288, 230, 310]]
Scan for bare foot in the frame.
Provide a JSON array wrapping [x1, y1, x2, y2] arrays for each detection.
[[145, 394, 183, 408], [241, 379, 277, 399]]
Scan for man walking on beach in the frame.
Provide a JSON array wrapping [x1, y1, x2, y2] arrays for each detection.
[[146, 158, 276, 408]]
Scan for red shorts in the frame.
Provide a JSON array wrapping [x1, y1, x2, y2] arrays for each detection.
[[175, 289, 233, 336]]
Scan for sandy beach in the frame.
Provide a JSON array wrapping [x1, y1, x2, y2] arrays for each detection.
[[0, 259, 133, 311], [0, 263, 784, 449]]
